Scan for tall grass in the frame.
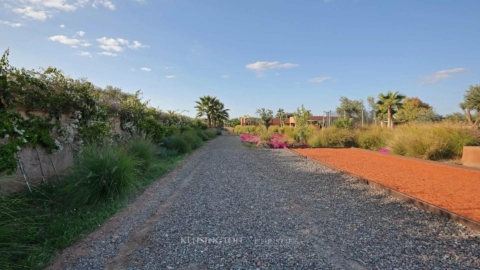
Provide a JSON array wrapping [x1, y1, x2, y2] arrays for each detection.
[[356, 126, 392, 150], [64, 144, 141, 207], [389, 124, 480, 160], [0, 144, 186, 269], [307, 127, 357, 148], [126, 137, 157, 173]]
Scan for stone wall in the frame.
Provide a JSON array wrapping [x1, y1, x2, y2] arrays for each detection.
[[0, 109, 122, 193]]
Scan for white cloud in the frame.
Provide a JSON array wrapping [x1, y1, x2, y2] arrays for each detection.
[[76, 51, 91, 57], [49, 35, 90, 47], [97, 51, 117, 57], [128, 40, 149, 49], [13, 6, 48, 20], [164, 66, 174, 69], [97, 37, 125, 51], [166, 75, 175, 79], [141, 67, 152, 72], [420, 68, 469, 85], [309, 76, 332, 83], [60, 24, 65, 28], [0, 21, 23, 27], [134, 0, 147, 3], [246, 61, 299, 71], [76, 30, 85, 36], [7, 0, 114, 21], [97, 37, 148, 52], [221, 74, 230, 78], [92, 0, 115, 10]]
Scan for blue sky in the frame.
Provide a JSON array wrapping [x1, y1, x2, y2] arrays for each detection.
[[1, 0, 479, 118]]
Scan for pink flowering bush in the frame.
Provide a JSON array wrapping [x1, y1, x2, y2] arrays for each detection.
[[240, 133, 291, 148], [378, 148, 390, 154]]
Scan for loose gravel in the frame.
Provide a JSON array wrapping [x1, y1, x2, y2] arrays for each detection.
[[53, 134, 480, 269]]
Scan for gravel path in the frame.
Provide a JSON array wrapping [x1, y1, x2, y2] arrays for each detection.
[[52, 134, 480, 269]]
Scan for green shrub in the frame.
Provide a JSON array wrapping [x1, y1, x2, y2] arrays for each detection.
[[216, 129, 222, 135], [195, 129, 210, 141], [389, 124, 480, 160], [204, 129, 217, 139], [268, 125, 280, 133], [332, 118, 353, 129], [156, 146, 179, 157], [125, 137, 157, 173], [356, 127, 390, 150], [259, 132, 272, 142], [181, 125, 193, 133], [308, 128, 357, 147], [181, 131, 203, 150], [165, 126, 180, 137], [138, 116, 166, 143], [163, 135, 191, 154], [64, 145, 140, 207]]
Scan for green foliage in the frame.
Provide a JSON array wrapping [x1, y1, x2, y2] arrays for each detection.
[[195, 96, 229, 128], [0, 110, 58, 174], [125, 137, 157, 173], [376, 91, 406, 128], [444, 112, 468, 123], [256, 108, 274, 127], [356, 127, 391, 150], [395, 97, 440, 123], [389, 124, 480, 160], [460, 84, 480, 126], [137, 116, 166, 143], [0, 154, 185, 269], [268, 125, 280, 133], [156, 147, 179, 158], [79, 120, 114, 145], [332, 118, 353, 129], [204, 129, 218, 139], [181, 131, 203, 150], [163, 135, 191, 154], [63, 144, 140, 207], [165, 125, 180, 137], [293, 105, 312, 143], [308, 128, 357, 148], [230, 118, 241, 127], [336, 96, 364, 119]]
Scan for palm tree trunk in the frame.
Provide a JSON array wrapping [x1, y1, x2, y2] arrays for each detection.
[[207, 116, 211, 128], [388, 108, 392, 129]]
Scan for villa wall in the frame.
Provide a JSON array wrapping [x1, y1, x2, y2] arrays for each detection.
[[0, 109, 123, 193]]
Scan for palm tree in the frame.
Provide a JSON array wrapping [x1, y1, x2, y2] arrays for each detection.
[[195, 95, 217, 127], [376, 91, 406, 128], [211, 100, 229, 127], [276, 108, 285, 127]]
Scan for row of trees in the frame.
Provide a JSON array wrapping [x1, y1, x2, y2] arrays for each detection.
[[194, 95, 229, 128], [336, 85, 480, 129]]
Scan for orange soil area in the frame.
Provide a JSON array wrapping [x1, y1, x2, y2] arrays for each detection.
[[293, 148, 480, 223]]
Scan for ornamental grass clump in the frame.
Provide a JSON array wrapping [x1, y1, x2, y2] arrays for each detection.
[[204, 129, 218, 139], [163, 135, 191, 154], [389, 124, 480, 160], [125, 137, 157, 173], [180, 131, 203, 150], [307, 128, 357, 148], [64, 144, 140, 207], [356, 126, 391, 150]]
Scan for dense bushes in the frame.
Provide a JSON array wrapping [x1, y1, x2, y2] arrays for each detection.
[[0, 129, 220, 269], [163, 128, 218, 154], [236, 122, 480, 161]]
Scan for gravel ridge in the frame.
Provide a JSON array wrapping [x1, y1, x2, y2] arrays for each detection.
[[53, 134, 480, 269]]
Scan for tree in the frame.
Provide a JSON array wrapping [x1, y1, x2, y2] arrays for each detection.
[[460, 85, 480, 127], [194, 95, 217, 127], [336, 96, 364, 119], [293, 105, 311, 143], [230, 118, 241, 127], [256, 108, 274, 128], [396, 97, 438, 123], [444, 112, 468, 123], [376, 91, 406, 129], [276, 108, 286, 127], [211, 99, 229, 127]]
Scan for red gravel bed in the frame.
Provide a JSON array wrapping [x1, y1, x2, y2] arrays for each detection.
[[292, 148, 480, 224]]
